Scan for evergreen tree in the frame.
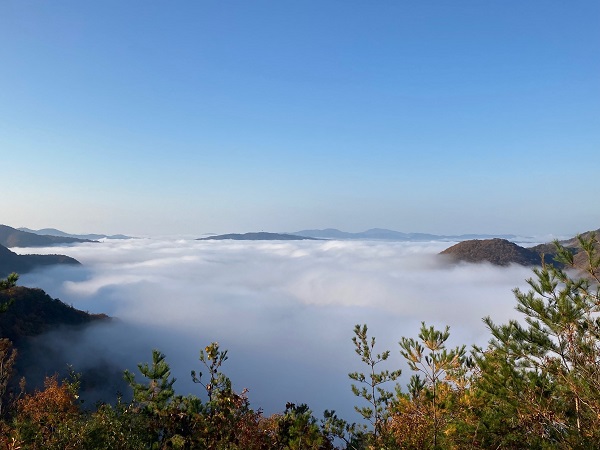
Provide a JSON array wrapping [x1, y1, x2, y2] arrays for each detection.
[[124, 349, 177, 448], [275, 402, 332, 450], [397, 322, 468, 449], [124, 349, 176, 412], [0, 273, 18, 313], [474, 233, 600, 448], [349, 324, 401, 447]]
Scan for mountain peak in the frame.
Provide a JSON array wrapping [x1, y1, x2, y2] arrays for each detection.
[[440, 238, 541, 266]]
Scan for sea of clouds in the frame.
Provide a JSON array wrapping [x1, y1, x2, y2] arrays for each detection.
[[14, 238, 535, 420]]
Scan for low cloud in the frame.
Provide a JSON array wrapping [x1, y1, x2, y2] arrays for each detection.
[[17, 239, 533, 419]]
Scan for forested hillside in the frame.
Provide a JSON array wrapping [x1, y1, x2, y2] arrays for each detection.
[[0, 284, 107, 343], [0, 244, 81, 278], [0, 234, 599, 449]]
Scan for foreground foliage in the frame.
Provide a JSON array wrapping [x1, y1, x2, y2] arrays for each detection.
[[0, 235, 599, 449]]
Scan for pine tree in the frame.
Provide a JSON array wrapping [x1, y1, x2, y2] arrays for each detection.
[[475, 233, 600, 447], [124, 349, 176, 412], [0, 273, 18, 313], [349, 324, 401, 447], [398, 322, 468, 449]]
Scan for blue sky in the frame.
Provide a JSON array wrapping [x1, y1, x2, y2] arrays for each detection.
[[1, 1, 598, 236]]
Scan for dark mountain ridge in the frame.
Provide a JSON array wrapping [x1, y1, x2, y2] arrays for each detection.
[[18, 227, 132, 240], [0, 224, 96, 247], [0, 243, 81, 278], [440, 228, 600, 268], [0, 285, 108, 345], [0, 284, 117, 401]]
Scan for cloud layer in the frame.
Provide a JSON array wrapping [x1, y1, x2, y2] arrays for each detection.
[[16, 239, 534, 419]]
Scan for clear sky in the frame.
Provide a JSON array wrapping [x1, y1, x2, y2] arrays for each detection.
[[1, 1, 599, 237]]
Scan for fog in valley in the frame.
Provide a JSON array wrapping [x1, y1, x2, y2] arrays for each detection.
[[15, 239, 535, 421]]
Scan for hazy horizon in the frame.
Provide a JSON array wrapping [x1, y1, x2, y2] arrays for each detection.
[[4, 222, 585, 245], [4, 219, 599, 243]]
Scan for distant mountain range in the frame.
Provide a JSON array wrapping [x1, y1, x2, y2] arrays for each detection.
[[18, 227, 132, 240], [0, 224, 95, 247], [288, 228, 523, 242], [0, 243, 81, 278], [198, 228, 526, 242], [198, 232, 320, 241]]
